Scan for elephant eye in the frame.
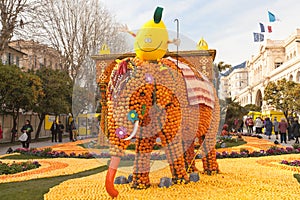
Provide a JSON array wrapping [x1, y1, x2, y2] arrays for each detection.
[[140, 92, 145, 96]]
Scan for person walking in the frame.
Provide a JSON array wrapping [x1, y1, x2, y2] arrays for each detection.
[[238, 119, 244, 133], [68, 114, 74, 142], [248, 117, 254, 134], [255, 117, 263, 134], [20, 120, 33, 148], [71, 120, 78, 141], [264, 117, 273, 139], [273, 117, 279, 140], [291, 117, 300, 144], [278, 118, 288, 144], [287, 117, 295, 141], [50, 121, 59, 142], [58, 121, 64, 143]]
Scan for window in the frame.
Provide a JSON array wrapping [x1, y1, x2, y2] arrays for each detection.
[[274, 62, 283, 68], [296, 71, 300, 82], [16, 56, 19, 67], [7, 53, 13, 65]]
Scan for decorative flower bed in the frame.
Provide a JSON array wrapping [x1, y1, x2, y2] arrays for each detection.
[[217, 146, 300, 159], [0, 157, 103, 183], [215, 136, 246, 149], [0, 160, 40, 175], [281, 160, 300, 167], [13, 145, 300, 161]]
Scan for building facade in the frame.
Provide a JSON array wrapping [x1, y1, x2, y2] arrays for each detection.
[[9, 40, 63, 71], [1, 45, 26, 67], [221, 28, 300, 112]]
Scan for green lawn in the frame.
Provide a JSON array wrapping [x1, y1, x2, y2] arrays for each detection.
[[294, 174, 300, 184], [0, 165, 107, 200]]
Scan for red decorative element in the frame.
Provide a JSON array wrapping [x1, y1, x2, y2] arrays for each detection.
[[117, 59, 129, 75]]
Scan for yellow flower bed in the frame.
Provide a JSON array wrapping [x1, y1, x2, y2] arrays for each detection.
[[216, 136, 285, 153], [40, 140, 92, 155], [0, 156, 105, 183], [44, 154, 300, 200]]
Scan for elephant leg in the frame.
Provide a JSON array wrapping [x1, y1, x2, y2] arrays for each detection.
[[131, 136, 156, 189], [183, 139, 198, 173], [160, 131, 189, 184], [181, 106, 199, 173], [201, 144, 219, 175], [199, 96, 220, 174], [183, 104, 212, 173]]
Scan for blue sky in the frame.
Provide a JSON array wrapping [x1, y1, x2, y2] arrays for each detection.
[[101, 0, 300, 66]]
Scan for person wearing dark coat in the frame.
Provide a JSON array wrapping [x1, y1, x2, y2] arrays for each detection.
[[20, 120, 33, 148], [58, 121, 64, 142], [50, 121, 60, 142], [292, 118, 300, 144], [264, 117, 273, 139], [288, 116, 295, 141]]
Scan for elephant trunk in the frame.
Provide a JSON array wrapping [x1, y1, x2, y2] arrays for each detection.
[[105, 156, 121, 198]]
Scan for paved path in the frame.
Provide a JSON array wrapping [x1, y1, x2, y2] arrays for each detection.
[[259, 133, 295, 148], [0, 137, 71, 155]]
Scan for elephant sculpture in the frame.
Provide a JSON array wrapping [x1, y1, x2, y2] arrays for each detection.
[[104, 56, 220, 198], [102, 6, 220, 198]]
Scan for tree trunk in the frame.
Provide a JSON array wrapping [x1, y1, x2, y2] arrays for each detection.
[[11, 113, 18, 143], [35, 113, 45, 141], [283, 110, 290, 125]]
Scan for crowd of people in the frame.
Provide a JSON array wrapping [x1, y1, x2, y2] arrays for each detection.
[[240, 115, 300, 144]]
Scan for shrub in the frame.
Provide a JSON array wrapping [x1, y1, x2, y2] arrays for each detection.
[[0, 160, 41, 175]]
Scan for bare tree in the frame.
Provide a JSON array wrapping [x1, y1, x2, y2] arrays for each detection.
[[29, 0, 129, 81], [0, 0, 40, 57]]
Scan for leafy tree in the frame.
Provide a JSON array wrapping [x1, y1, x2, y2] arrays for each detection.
[[217, 61, 231, 72], [243, 104, 261, 113], [224, 98, 248, 130], [0, 64, 43, 142], [264, 78, 300, 124], [291, 84, 300, 113], [33, 68, 72, 140]]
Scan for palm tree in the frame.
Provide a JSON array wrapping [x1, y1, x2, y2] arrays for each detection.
[[217, 61, 231, 72]]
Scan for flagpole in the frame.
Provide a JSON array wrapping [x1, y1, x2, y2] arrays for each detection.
[[174, 18, 179, 67]]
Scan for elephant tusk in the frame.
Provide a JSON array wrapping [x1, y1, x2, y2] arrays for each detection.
[[124, 120, 139, 141]]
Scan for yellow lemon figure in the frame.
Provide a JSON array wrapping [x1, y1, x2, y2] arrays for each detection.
[[134, 7, 168, 61]]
